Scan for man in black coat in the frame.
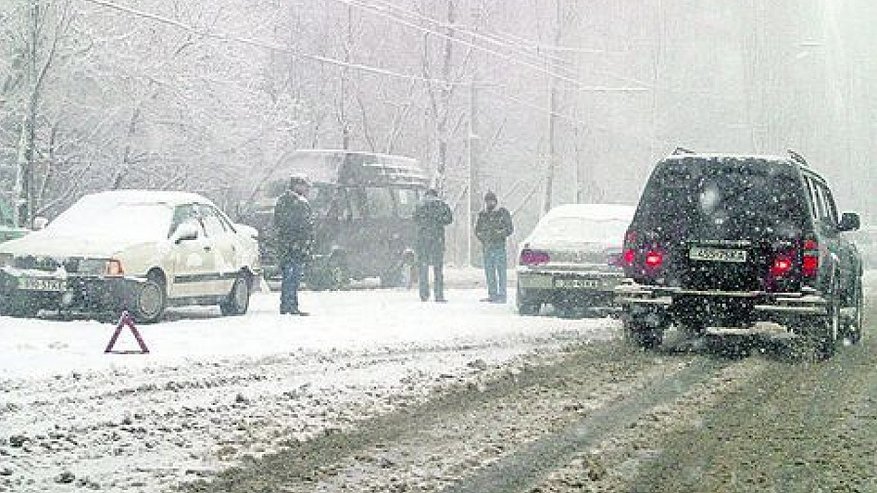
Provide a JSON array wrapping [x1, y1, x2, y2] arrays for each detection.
[[273, 175, 315, 315], [414, 188, 453, 302], [475, 191, 513, 303]]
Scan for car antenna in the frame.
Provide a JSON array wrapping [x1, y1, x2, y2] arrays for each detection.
[[787, 149, 809, 167], [672, 147, 695, 155]]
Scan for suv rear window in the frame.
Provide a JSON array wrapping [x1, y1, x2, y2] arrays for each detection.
[[635, 158, 808, 239]]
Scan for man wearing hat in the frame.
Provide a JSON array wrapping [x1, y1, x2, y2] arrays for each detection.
[[414, 188, 453, 302], [273, 174, 315, 315], [475, 191, 513, 303]]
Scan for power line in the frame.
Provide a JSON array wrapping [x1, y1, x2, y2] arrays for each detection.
[[351, 0, 572, 69], [481, 87, 673, 147], [79, 0, 645, 93], [329, 0, 648, 92], [356, 0, 654, 90], [80, 0, 474, 88]]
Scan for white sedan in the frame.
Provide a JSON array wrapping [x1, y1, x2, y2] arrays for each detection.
[[0, 191, 261, 322], [516, 204, 634, 316]]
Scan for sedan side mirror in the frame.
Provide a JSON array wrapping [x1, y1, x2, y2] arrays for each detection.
[[33, 216, 49, 230], [172, 222, 200, 244], [235, 224, 259, 239], [838, 212, 860, 232]]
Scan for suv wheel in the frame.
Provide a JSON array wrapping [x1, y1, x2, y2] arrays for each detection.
[[802, 285, 840, 361], [845, 279, 864, 345], [220, 274, 251, 316], [623, 316, 664, 349]]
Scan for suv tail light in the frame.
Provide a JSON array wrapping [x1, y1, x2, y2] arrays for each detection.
[[644, 250, 664, 269], [520, 248, 550, 266], [801, 239, 819, 279], [770, 254, 793, 278]]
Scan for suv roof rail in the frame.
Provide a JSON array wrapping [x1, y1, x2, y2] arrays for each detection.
[[672, 147, 695, 155], [787, 149, 809, 167]]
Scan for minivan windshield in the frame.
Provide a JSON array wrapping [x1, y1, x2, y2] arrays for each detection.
[[637, 159, 808, 239]]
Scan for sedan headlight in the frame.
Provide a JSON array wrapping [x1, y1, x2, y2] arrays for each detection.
[[80, 258, 124, 276], [79, 258, 110, 275]]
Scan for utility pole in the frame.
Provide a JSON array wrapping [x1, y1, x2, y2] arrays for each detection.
[[543, 0, 562, 214], [466, 4, 480, 267], [467, 79, 479, 267], [339, 4, 353, 149]]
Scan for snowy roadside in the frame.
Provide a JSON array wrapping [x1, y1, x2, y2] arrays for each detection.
[[0, 288, 615, 493]]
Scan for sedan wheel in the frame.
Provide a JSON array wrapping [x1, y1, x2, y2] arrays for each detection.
[[220, 274, 250, 316], [132, 279, 166, 324]]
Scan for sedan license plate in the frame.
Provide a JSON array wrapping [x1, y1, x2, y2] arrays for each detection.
[[554, 278, 599, 289], [689, 246, 747, 263], [18, 277, 66, 292]]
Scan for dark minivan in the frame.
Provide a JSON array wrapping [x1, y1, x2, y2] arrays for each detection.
[[617, 150, 863, 358], [242, 150, 430, 289]]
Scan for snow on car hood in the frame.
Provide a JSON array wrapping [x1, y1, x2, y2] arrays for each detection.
[[0, 230, 152, 258]]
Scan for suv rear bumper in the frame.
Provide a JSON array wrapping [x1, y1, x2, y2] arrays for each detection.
[[616, 281, 828, 320]]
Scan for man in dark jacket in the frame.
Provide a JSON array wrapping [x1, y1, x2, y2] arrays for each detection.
[[475, 191, 513, 303], [273, 175, 315, 315], [414, 188, 453, 302]]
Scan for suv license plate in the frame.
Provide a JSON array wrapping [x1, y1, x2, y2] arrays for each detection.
[[689, 246, 747, 263], [554, 279, 599, 289], [18, 277, 66, 292]]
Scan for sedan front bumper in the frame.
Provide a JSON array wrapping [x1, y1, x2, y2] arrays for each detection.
[[0, 268, 145, 315]]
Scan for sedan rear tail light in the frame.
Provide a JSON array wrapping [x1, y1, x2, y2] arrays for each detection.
[[519, 249, 550, 266], [622, 248, 636, 267]]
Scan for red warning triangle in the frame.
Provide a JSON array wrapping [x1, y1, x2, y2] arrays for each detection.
[[104, 311, 150, 354]]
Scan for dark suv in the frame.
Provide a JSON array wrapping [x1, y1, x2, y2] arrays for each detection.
[[617, 150, 863, 358]]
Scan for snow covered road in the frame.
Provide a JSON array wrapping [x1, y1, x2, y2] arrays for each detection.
[[0, 288, 615, 492]]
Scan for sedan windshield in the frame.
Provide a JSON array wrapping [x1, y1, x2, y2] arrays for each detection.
[[46, 200, 174, 243]]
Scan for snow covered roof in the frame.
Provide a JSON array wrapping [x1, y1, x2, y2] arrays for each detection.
[[543, 203, 636, 221], [663, 153, 794, 164], [81, 190, 215, 207]]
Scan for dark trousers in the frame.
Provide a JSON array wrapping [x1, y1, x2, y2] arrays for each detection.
[[280, 261, 304, 313], [418, 262, 444, 301], [483, 244, 508, 300]]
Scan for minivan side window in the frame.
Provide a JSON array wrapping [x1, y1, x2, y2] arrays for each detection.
[[395, 189, 420, 219]]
